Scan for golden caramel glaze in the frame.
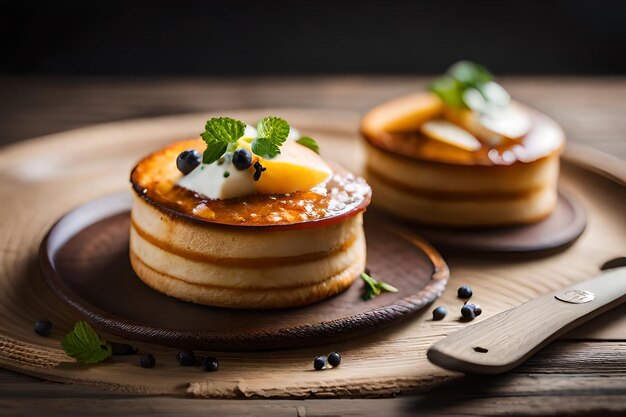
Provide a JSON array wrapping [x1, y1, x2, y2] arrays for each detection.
[[130, 139, 371, 229], [361, 97, 565, 167]]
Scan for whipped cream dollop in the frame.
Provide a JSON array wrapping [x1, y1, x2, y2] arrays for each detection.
[[176, 125, 327, 200]]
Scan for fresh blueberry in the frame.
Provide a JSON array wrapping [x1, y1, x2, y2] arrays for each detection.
[[328, 352, 342, 367], [34, 320, 52, 336], [232, 148, 253, 170], [461, 304, 476, 320], [110, 342, 138, 355], [457, 285, 473, 299], [139, 354, 155, 368], [473, 305, 483, 316], [432, 306, 447, 321], [176, 149, 201, 175], [313, 356, 327, 370], [177, 349, 195, 366], [201, 356, 219, 372]]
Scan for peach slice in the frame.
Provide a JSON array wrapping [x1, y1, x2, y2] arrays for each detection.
[[444, 104, 531, 146], [238, 139, 332, 195], [361, 92, 444, 135], [420, 119, 482, 151]]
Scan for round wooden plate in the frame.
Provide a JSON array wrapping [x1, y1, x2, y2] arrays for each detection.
[[40, 193, 449, 351], [394, 191, 586, 255]]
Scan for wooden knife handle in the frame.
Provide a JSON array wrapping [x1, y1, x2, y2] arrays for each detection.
[[427, 267, 626, 374]]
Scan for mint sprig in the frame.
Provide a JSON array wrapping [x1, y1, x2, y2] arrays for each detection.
[[429, 61, 498, 109], [201, 117, 246, 164], [252, 117, 290, 158], [296, 136, 320, 154], [361, 272, 398, 300], [61, 321, 112, 364]]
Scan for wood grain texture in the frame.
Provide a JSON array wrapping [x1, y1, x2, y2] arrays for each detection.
[[0, 109, 624, 401], [1, 76, 625, 159], [428, 268, 626, 374], [2, 341, 626, 416]]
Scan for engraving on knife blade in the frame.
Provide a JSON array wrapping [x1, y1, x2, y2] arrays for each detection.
[[555, 289, 595, 304]]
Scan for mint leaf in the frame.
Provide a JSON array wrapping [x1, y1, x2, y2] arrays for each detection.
[[200, 117, 246, 164], [251, 137, 280, 158], [360, 272, 398, 300], [61, 321, 112, 364], [448, 61, 492, 87], [256, 116, 290, 144], [202, 142, 228, 164], [429, 61, 499, 109], [429, 76, 465, 108], [377, 281, 399, 293], [252, 117, 290, 158], [296, 136, 320, 154]]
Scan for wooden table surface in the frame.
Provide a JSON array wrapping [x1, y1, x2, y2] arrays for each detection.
[[1, 76, 625, 416]]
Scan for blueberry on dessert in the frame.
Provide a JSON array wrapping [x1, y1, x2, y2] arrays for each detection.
[[130, 116, 371, 309], [361, 61, 564, 227]]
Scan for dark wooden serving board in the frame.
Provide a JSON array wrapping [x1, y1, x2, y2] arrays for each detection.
[[41, 193, 449, 351]]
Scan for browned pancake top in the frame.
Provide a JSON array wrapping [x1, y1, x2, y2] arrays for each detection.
[[362, 104, 565, 167], [131, 139, 371, 229]]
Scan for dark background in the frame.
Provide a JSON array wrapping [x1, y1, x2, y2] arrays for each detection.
[[1, 0, 625, 76]]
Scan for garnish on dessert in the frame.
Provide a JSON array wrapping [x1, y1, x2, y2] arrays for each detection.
[[61, 321, 112, 364], [362, 60, 531, 151], [429, 60, 531, 145], [175, 116, 328, 200], [129, 115, 372, 309], [295, 136, 320, 154], [360, 271, 398, 300]]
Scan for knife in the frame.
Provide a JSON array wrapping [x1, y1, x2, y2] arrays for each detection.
[[427, 263, 626, 374]]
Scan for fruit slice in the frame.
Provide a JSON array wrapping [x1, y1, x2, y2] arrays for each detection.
[[443, 103, 531, 146], [420, 119, 482, 151], [361, 92, 444, 134], [238, 139, 332, 195]]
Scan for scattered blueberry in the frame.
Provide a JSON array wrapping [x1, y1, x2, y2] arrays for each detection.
[[177, 349, 195, 366], [457, 285, 473, 299], [110, 342, 138, 355], [139, 354, 155, 368], [328, 352, 342, 367], [34, 319, 52, 336], [461, 304, 476, 320], [432, 306, 447, 321], [201, 356, 219, 372], [176, 149, 201, 175], [472, 304, 483, 317], [313, 356, 327, 370], [232, 148, 253, 170]]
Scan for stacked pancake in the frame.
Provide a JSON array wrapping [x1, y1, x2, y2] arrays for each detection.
[[130, 130, 371, 309], [361, 62, 565, 227]]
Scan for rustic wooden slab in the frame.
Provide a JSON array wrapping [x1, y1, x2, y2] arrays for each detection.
[[0, 109, 624, 398], [41, 195, 448, 351]]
